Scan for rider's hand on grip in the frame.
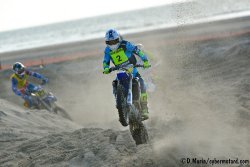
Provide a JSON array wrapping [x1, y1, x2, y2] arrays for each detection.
[[103, 68, 110, 74], [143, 61, 151, 69], [41, 78, 48, 85]]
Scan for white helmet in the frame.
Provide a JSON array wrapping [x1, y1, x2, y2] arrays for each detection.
[[12, 62, 25, 76], [105, 29, 121, 51]]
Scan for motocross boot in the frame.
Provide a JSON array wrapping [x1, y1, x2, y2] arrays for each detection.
[[23, 101, 34, 109], [23, 101, 29, 108], [140, 93, 149, 121], [23, 96, 33, 109]]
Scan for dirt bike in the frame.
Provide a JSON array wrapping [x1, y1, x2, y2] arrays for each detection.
[[26, 85, 72, 120], [109, 63, 149, 145]]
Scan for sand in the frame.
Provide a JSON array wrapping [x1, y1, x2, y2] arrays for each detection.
[[0, 16, 250, 166]]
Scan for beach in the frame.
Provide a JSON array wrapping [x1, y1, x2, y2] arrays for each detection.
[[0, 15, 250, 166]]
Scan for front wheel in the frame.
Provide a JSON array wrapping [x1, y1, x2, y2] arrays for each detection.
[[39, 97, 72, 120], [116, 84, 129, 126], [54, 104, 72, 120]]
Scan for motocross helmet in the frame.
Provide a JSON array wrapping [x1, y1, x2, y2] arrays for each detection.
[[12, 62, 25, 77], [105, 29, 121, 51]]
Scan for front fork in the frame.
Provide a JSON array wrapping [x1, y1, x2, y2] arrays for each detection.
[[127, 75, 133, 106], [112, 75, 133, 106]]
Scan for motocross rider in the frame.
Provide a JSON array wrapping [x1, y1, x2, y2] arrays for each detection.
[[10, 62, 48, 108], [102, 29, 151, 121]]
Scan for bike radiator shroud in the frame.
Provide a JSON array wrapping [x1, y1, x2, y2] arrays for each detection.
[[116, 72, 141, 101]]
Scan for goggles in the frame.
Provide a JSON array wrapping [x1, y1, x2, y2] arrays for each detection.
[[17, 68, 25, 75], [105, 38, 119, 45], [15, 66, 25, 75]]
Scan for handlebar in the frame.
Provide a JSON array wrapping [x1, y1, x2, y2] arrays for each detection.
[[24, 85, 43, 94], [109, 64, 147, 73]]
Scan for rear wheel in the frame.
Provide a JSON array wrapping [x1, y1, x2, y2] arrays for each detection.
[[116, 84, 129, 126], [129, 105, 148, 145], [130, 122, 149, 145]]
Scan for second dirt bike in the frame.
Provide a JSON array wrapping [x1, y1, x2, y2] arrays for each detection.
[[109, 63, 149, 145], [26, 85, 71, 120]]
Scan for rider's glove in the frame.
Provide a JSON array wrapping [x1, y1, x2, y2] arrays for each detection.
[[143, 61, 151, 69], [41, 78, 48, 85], [103, 68, 110, 74]]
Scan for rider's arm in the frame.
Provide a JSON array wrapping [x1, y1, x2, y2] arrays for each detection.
[[127, 42, 148, 62], [103, 48, 111, 69], [26, 70, 46, 80], [11, 78, 23, 96]]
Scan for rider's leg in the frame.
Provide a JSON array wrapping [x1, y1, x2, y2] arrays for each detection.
[[136, 73, 149, 120], [18, 86, 30, 108], [22, 83, 38, 108], [22, 93, 32, 108]]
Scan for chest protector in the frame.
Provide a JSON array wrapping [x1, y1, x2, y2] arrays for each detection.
[[110, 48, 129, 66], [10, 73, 28, 89]]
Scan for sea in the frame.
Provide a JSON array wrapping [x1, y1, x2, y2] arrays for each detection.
[[0, 0, 250, 53]]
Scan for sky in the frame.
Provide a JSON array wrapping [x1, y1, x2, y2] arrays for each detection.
[[0, 0, 188, 32]]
